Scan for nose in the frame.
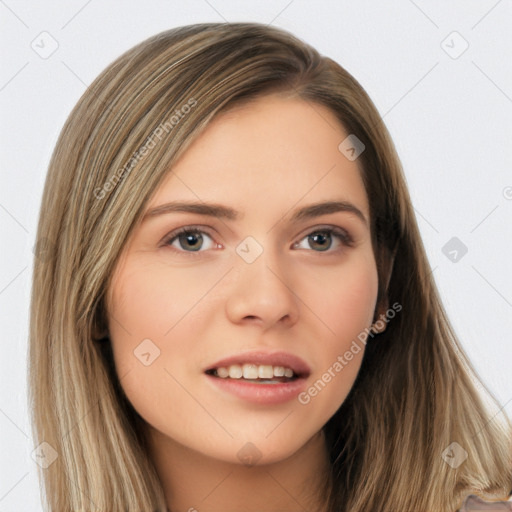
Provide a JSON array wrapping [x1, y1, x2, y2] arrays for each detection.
[[224, 245, 300, 330]]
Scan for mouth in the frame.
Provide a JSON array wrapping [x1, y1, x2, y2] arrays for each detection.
[[205, 364, 301, 384], [204, 350, 311, 382], [203, 352, 311, 404]]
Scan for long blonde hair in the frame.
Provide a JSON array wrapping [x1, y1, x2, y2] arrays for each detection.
[[29, 22, 511, 511]]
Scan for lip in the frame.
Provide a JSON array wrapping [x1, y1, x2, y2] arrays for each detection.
[[204, 351, 311, 378], [205, 373, 308, 405]]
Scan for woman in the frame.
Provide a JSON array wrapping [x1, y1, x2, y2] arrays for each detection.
[[29, 22, 511, 511]]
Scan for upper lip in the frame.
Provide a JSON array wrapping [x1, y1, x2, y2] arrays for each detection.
[[205, 351, 311, 378]]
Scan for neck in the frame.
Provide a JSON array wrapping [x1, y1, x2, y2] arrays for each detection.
[[147, 428, 331, 512]]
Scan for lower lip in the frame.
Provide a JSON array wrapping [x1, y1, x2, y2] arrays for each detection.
[[205, 374, 308, 405]]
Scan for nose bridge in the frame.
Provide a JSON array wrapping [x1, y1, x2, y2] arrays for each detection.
[[225, 235, 299, 328]]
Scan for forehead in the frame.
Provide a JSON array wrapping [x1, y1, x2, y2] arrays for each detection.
[[148, 94, 369, 219]]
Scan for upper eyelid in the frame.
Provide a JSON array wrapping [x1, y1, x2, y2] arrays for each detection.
[[161, 224, 216, 243]]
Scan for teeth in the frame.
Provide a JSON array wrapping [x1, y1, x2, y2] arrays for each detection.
[[258, 365, 273, 378], [228, 365, 243, 379], [274, 366, 285, 377], [284, 368, 294, 378], [213, 364, 296, 379], [243, 364, 258, 379], [216, 367, 229, 378]]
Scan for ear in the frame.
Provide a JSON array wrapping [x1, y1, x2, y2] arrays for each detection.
[[91, 300, 110, 341], [371, 245, 397, 334], [92, 322, 109, 341], [92, 327, 109, 341]]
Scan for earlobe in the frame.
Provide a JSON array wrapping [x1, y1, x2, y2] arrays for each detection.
[[95, 332, 110, 342], [91, 295, 112, 341], [370, 301, 389, 334], [91, 310, 110, 341], [383, 248, 396, 297], [371, 245, 397, 334], [92, 325, 110, 341]]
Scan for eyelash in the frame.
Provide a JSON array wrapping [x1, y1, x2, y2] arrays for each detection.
[[161, 224, 354, 256]]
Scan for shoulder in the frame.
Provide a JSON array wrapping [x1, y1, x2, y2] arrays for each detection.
[[458, 494, 512, 511]]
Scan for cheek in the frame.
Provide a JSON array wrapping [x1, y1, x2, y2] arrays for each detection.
[[108, 259, 215, 341], [296, 254, 378, 410], [105, 263, 199, 429], [301, 252, 378, 404], [302, 253, 379, 343], [105, 259, 220, 403]]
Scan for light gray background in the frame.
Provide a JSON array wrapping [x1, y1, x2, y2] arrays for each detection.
[[1, 1, 511, 510]]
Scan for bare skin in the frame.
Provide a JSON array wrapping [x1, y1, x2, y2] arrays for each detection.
[[106, 94, 381, 511]]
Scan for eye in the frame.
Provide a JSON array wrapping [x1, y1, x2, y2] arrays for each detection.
[[162, 225, 353, 255], [293, 227, 353, 253], [162, 226, 218, 254]]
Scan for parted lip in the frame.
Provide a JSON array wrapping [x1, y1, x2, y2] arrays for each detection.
[[205, 351, 311, 377]]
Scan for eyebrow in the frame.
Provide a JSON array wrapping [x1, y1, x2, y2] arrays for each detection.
[[143, 200, 368, 226]]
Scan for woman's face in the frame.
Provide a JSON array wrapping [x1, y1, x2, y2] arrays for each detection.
[[106, 94, 379, 465]]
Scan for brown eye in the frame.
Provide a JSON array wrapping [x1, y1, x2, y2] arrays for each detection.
[[293, 227, 353, 253], [307, 232, 332, 251], [176, 231, 204, 251]]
